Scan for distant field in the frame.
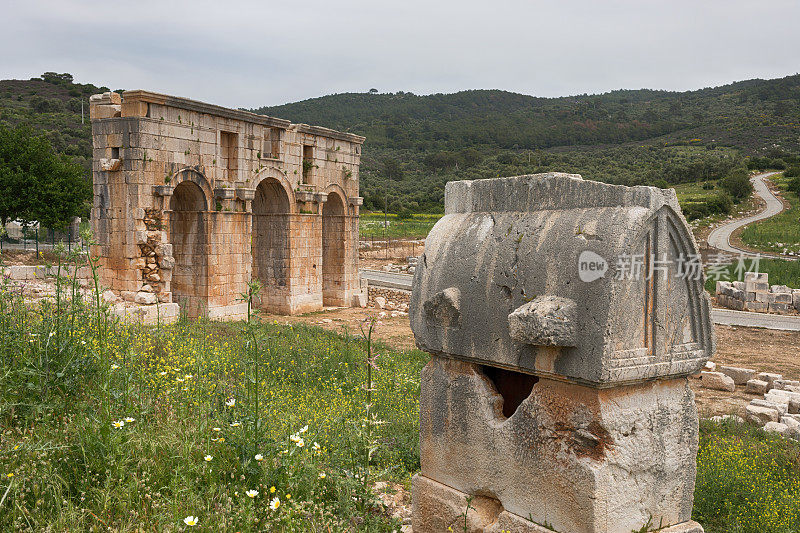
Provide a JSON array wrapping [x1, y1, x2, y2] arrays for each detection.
[[704, 257, 800, 293], [359, 213, 442, 240], [741, 174, 800, 255]]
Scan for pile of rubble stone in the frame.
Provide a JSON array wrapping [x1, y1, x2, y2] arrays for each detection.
[[379, 256, 419, 274], [699, 362, 800, 439]]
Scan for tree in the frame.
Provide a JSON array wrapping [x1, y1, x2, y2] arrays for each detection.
[[719, 168, 753, 202], [0, 124, 90, 229]]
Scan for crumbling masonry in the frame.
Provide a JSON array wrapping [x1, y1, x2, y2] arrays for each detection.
[[90, 91, 364, 320]]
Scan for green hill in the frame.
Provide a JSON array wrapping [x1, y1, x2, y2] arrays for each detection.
[[253, 76, 800, 212], [2, 72, 799, 214]]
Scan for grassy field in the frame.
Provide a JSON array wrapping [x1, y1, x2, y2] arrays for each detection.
[[359, 212, 442, 240], [0, 251, 425, 531], [3, 250, 800, 531], [741, 173, 800, 255], [704, 257, 800, 293]]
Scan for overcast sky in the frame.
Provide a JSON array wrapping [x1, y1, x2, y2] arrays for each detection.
[[2, 0, 799, 109]]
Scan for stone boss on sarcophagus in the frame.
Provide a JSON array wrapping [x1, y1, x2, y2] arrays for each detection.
[[410, 173, 712, 533]]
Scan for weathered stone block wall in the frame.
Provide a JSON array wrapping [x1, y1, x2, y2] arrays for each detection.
[[716, 272, 800, 314], [89, 90, 365, 320]]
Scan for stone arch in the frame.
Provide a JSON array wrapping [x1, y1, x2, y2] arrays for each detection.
[[169, 180, 208, 318], [322, 189, 347, 306], [171, 167, 213, 204], [250, 167, 296, 214], [252, 176, 291, 311]]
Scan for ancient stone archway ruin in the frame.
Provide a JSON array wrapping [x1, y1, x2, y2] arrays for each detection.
[[89, 91, 364, 320]]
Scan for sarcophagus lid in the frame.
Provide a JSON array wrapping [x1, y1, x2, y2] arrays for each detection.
[[410, 173, 714, 386]]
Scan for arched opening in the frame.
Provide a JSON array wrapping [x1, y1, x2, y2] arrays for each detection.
[[322, 192, 346, 306], [252, 178, 291, 310], [169, 180, 208, 318]]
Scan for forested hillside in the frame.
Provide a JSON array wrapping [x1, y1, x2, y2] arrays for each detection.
[[254, 75, 800, 212], [2, 72, 799, 214]]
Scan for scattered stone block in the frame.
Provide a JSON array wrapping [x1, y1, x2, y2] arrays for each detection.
[[773, 379, 800, 391], [746, 404, 780, 425], [134, 291, 158, 305], [701, 371, 735, 392], [745, 379, 769, 395], [757, 372, 783, 389], [781, 416, 800, 431], [764, 421, 789, 435], [374, 296, 386, 309], [717, 365, 755, 385], [709, 414, 745, 424], [704, 361, 716, 372]]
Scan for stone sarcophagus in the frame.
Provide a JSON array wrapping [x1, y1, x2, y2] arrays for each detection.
[[410, 173, 713, 533]]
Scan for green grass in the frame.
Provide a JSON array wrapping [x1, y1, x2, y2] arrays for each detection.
[[741, 174, 800, 255], [0, 249, 426, 531], [704, 257, 800, 293], [694, 418, 800, 532], [359, 212, 442, 239]]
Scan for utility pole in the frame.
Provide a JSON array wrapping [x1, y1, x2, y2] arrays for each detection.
[[384, 187, 388, 260]]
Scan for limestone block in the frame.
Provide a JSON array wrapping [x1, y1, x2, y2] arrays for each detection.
[[701, 371, 735, 391], [755, 291, 774, 303], [757, 372, 783, 388], [744, 301, 768, 312], [770, 302, 790, 313], [745, 404, 780, 425], [412, 475, 705, 533], [99, 158, 122, 171], [794, 289, 800, 310], [732, 281, 745, 290], [419, 357, 700, 533], [92, 104, 122, 120], [508, 296, 577, 347], [781, 416, 800, 431], [411, 173, 713, 385], [160, 256, 175, 270], [717, 365, 755, 385], [715, 281, 732, 295], [352, 292, 367, 308], [773, 379, 800, 391], [121, 291, 135, 302], [764, 421, 789, 435], [134, 291, 157, 305], [744, 291, 756, 302], [772, 284, 792, 294], [745, 379, 769, 395], [135, 230, 148, 245], [773, 292, 793, 304], [746, 281, 770, 293], [744, 272, 768, 283]]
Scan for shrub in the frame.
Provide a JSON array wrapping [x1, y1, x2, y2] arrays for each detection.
[[720, 168, 753, 202]]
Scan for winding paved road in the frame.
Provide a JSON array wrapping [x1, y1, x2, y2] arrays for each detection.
[[707, 171, 783, 257]]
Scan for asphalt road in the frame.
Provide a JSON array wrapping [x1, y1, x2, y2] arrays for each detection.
[[360, 269, 800, 332], [706, 171, 784, 257]]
